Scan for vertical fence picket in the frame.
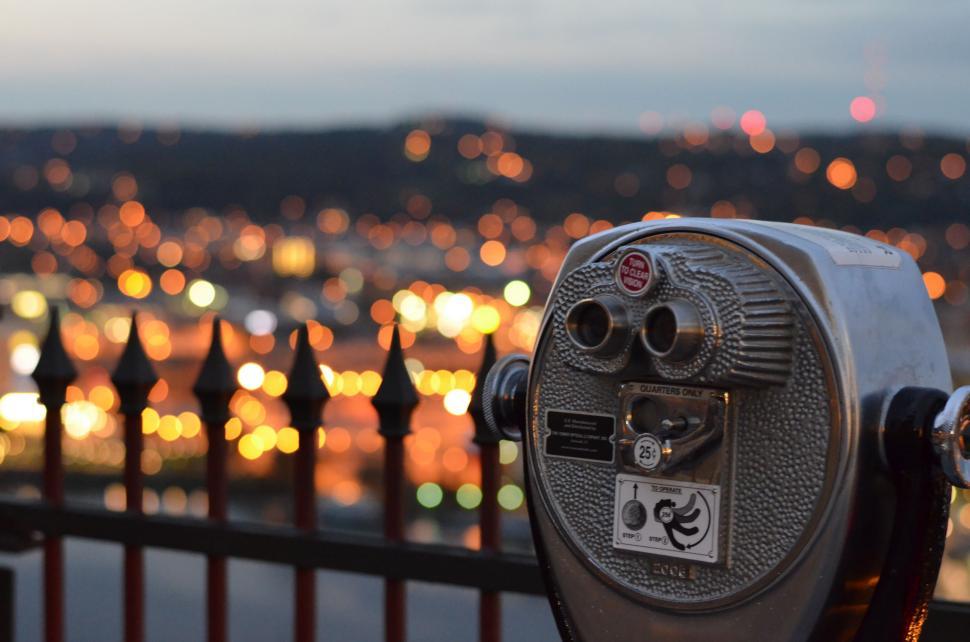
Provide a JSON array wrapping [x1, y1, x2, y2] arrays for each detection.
[[111, 313, 158, 642], [469, 334, 502, 642], [31, 308, 77, 642], [371, 325, 418, 642], [281, 324, 330, 642], [192, 317, 235, 642], [0, 566, 13, 642]]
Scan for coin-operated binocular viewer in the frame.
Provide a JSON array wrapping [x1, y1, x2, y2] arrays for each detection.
[[483, 220, 970, 641]]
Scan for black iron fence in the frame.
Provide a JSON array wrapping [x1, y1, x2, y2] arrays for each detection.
[[0, 310, 538, 642], [0, 311, 967, 642]]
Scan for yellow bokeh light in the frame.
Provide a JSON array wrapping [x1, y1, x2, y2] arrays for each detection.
[[0, 392, 45, 423], [224, 417, 243, 441], [499, 440, 519, 464], [360, 370, 382, 397], [237, 397, 266, 426], [118, 269, 153, 299], [262, 370, 288, 397], [179, 411, 202, 438], [471, 305, 501, 334], [10, 344, 40, 376], [341, 371, 361, 396], [238, 433, 263, 460], [12, 291, 48, 319], [142, 407, 160, 434], [253, 425, 278, 451], [443, 389, 472, 416], [104, 316, 132, 343], [89, 385, 115, 412], [237, 362, 266, 391], [503, 280, 531, 306], [157, 415, 182, 442], [399, 293, 427, 322], [277, 427, 300, 454], [454, 369, 476, 392], [8, 329, 37, 350], [63, 401, 103, 439], [187, 279, 216, 307]]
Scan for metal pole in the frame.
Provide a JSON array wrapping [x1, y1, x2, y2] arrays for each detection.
[[383, 437, 406, 642], [193, 317, 235, 642], [371, 325, 418, 642], [32, 308, 76, 642], [294, 430, 317, 642], [478, 443, 502, 642], [469, 334, 501, 642], [123, 413, 144, 642], [43, 410, 64, 642], [111, 313, 157, 642], [0, 566, 14, 642], [281, 324, 330, 642]]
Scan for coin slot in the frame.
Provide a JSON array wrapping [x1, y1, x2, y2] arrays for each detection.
[[627, 396, 661, 434]]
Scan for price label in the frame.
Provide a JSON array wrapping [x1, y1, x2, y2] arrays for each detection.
[[633, 433, 664, 471]]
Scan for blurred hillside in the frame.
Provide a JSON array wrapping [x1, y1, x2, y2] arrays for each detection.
[[1, 119, 967, 229]]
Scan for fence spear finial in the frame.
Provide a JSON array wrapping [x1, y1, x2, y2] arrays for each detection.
[[111, 312, 159, 416], [470, 332, 499, 445], [32, 306, 77, 407], [372, 324, 419, 438], [193, 316, 235, 426], [282, 324, 330, 432]]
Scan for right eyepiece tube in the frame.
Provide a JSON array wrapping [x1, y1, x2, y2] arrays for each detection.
[[641, 299, 704, 362], [565, 295, 630, 357]]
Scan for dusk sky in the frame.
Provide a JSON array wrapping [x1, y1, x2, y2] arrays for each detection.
[[2, 0, 968, 133]]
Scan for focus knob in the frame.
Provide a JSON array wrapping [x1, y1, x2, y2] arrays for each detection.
[[482, 354, 530, 442], [932, 385, 970, 488]]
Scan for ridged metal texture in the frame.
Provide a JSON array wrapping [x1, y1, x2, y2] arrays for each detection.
[[533, 232, 835, 606], [551, 237, 795, 386]]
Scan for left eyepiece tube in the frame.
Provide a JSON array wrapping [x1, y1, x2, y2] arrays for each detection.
[[564, 295, 630, 357]]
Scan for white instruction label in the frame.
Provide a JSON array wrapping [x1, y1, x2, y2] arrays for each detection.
[[612, 473, 719, 563]]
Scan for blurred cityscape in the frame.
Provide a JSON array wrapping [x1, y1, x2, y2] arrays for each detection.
[[0, 115, 968, 603]]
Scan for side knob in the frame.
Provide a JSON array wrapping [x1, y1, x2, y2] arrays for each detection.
[[932, 385, 970, 488], [482, 354, 530, 442]]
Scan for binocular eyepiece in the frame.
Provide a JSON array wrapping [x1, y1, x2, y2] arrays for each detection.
[[566, 295, 705, 362], [564, 296, 630, 357], [482, 219, 970, 642]]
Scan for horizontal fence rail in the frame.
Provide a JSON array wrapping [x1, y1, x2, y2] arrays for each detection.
[[0, 498, 544, 595]]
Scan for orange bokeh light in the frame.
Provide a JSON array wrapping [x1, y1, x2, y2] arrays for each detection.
[[923, 272, 946, 300], [480, 240, 507, 266], [826, 158, 858, 190]]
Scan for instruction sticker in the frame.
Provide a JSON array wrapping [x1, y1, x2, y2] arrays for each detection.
[[544, 410, 615, 463], [612, 473, 719, 563]]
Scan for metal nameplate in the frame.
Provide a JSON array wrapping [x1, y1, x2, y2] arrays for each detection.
[[544, 409, 615, 463]]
